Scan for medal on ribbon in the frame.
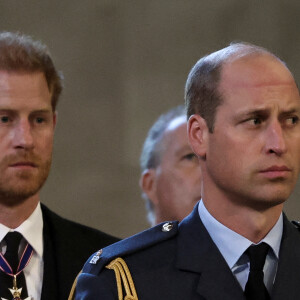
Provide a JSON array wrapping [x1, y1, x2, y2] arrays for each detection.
[[0, 243, 33, 300]]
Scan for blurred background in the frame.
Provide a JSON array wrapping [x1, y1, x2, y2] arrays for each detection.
[[0, 0, 299, 238]]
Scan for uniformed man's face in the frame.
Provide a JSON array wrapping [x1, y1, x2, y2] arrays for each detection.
[[149, 116, 202, 223], [0, 71, 56, 205], [190, 54, 300, 210]]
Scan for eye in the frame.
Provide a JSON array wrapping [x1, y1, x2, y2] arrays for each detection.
[[286, 116, 299, 125], [249, 118, 262, 125], [183, 153, 197, 160], [35, 117, 45, 124], [0, 116, 9, 123]]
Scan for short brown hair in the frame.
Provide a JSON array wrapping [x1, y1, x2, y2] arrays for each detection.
[[0, 32, 63, 110], [185, 42, 282, 132]]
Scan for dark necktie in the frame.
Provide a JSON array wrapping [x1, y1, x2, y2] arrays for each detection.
[[0, 232, 28, 299], [244, 242, 270, 300]]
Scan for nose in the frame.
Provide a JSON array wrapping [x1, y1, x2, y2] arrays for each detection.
[[264, 120, 287, 156], [12, 120, 34, 150]]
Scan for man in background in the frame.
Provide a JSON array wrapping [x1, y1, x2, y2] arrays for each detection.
[[139, 105, 202, 225], [0, 31, 118, 300], [72, 42, 300, 299]]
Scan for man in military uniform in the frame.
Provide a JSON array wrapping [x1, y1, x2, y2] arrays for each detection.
[[71, 42, 300, 299]]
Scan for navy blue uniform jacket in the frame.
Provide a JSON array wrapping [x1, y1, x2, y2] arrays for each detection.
[[74, 203, 300, 299]]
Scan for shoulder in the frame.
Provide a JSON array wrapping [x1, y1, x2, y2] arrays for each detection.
[[41, 203, 119, 246], [82, 221, 179, 276]]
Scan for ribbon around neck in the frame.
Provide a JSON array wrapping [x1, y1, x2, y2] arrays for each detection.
[[0, 243, 33, 277]]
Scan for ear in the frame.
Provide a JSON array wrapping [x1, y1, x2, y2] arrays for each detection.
[[188, 114, 209, 159], [139, 169, 158, 205]]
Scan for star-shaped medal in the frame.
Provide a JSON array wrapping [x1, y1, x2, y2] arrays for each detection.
[[1, 286, 31, 300]]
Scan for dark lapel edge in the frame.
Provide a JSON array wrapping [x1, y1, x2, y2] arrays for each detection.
[[272, 214, 300, 300], [40, 204, 59, 300], [176, 204, 245, 300]]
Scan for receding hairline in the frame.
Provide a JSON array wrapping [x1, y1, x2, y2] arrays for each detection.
[[185, 42, 291, 126], [203, 42, 281, 66], [218, 51, 297, 101]]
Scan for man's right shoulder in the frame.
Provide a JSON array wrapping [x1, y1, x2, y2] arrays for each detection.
[[82, 221, 179, 276]]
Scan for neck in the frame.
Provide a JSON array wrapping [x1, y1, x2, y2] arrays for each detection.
[[201, 190, 283, 244], [0, 195, 39, 229]]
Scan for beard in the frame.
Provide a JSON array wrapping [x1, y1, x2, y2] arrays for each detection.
[[0, 152, 52, 206]]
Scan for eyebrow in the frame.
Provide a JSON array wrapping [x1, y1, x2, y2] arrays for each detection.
[[0, 108, 52, 113], [30, 109, 52, 114], [237, 107, 300, 119]]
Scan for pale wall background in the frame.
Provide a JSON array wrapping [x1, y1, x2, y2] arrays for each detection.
[[0, 1, 299, 238]]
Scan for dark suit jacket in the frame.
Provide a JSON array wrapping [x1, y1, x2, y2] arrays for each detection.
[[75, 203, 300, 300], [40, 204, 119, 300]]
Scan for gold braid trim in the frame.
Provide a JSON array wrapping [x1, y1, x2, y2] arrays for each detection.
[[68, 270, 82, 300], [106, 257, 138, 300]]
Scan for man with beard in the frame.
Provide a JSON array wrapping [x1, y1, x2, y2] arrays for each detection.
[[72, 42, 300, 300], [0, 32, 118, 300]]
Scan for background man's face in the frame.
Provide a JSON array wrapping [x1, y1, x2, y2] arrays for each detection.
[[0, 71, 55, 205], [204, 55, 300, 210], [153, 116, 202, 222]]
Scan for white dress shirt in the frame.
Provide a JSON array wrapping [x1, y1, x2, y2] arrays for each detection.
[[0, 202, 44, 300], [198, 200, 282, 293]]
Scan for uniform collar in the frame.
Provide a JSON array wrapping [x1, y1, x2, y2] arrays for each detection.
[[198, 200, 282, 269]]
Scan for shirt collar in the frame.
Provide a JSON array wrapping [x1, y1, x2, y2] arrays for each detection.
[[0, 202, 43, 258], [198, 200, 283, 269]]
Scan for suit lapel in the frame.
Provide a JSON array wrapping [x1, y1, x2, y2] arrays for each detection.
[[40, 207, 59, 300], [272, 215, 300, 300], [176, 205, 245, 300]]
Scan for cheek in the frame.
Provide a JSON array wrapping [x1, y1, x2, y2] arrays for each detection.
[[35, 132, 54, 155], [156, 170, 181, 196], [207, 136, 244, 178], [290, 140, 300, 172]]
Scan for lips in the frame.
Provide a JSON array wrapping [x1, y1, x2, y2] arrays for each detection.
[[261, 166, 291, 172], [9, 161, 37, 168], [259, 165, 291, 179]]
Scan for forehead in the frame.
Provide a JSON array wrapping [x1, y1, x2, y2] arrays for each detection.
[[217, 55, 299, 110], [161, 116, 188, 151], [0, 71, 51, 109], [219, 54, 296, 93]]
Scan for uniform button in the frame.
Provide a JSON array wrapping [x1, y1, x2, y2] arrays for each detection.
[[162, 222, 173, 232]]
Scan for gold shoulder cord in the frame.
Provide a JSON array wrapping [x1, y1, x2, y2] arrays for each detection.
[[68, 270, 82, 300], [106, 257, 139, 300]]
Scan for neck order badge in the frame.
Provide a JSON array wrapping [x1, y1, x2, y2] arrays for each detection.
[[0, 242, 33, 300]]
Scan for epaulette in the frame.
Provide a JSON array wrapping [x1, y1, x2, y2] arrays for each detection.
[[82, 221, 178, 275], [291, 220, 300, 231]]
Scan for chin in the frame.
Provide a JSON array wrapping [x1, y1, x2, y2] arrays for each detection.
[[250, 196, 287, 211], [0, 180, 46, 206], [0, 192, 36, 207]]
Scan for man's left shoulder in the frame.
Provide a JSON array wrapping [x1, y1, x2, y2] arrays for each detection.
[[41, 203, 119, 247], [82, 221, 179, 276]]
